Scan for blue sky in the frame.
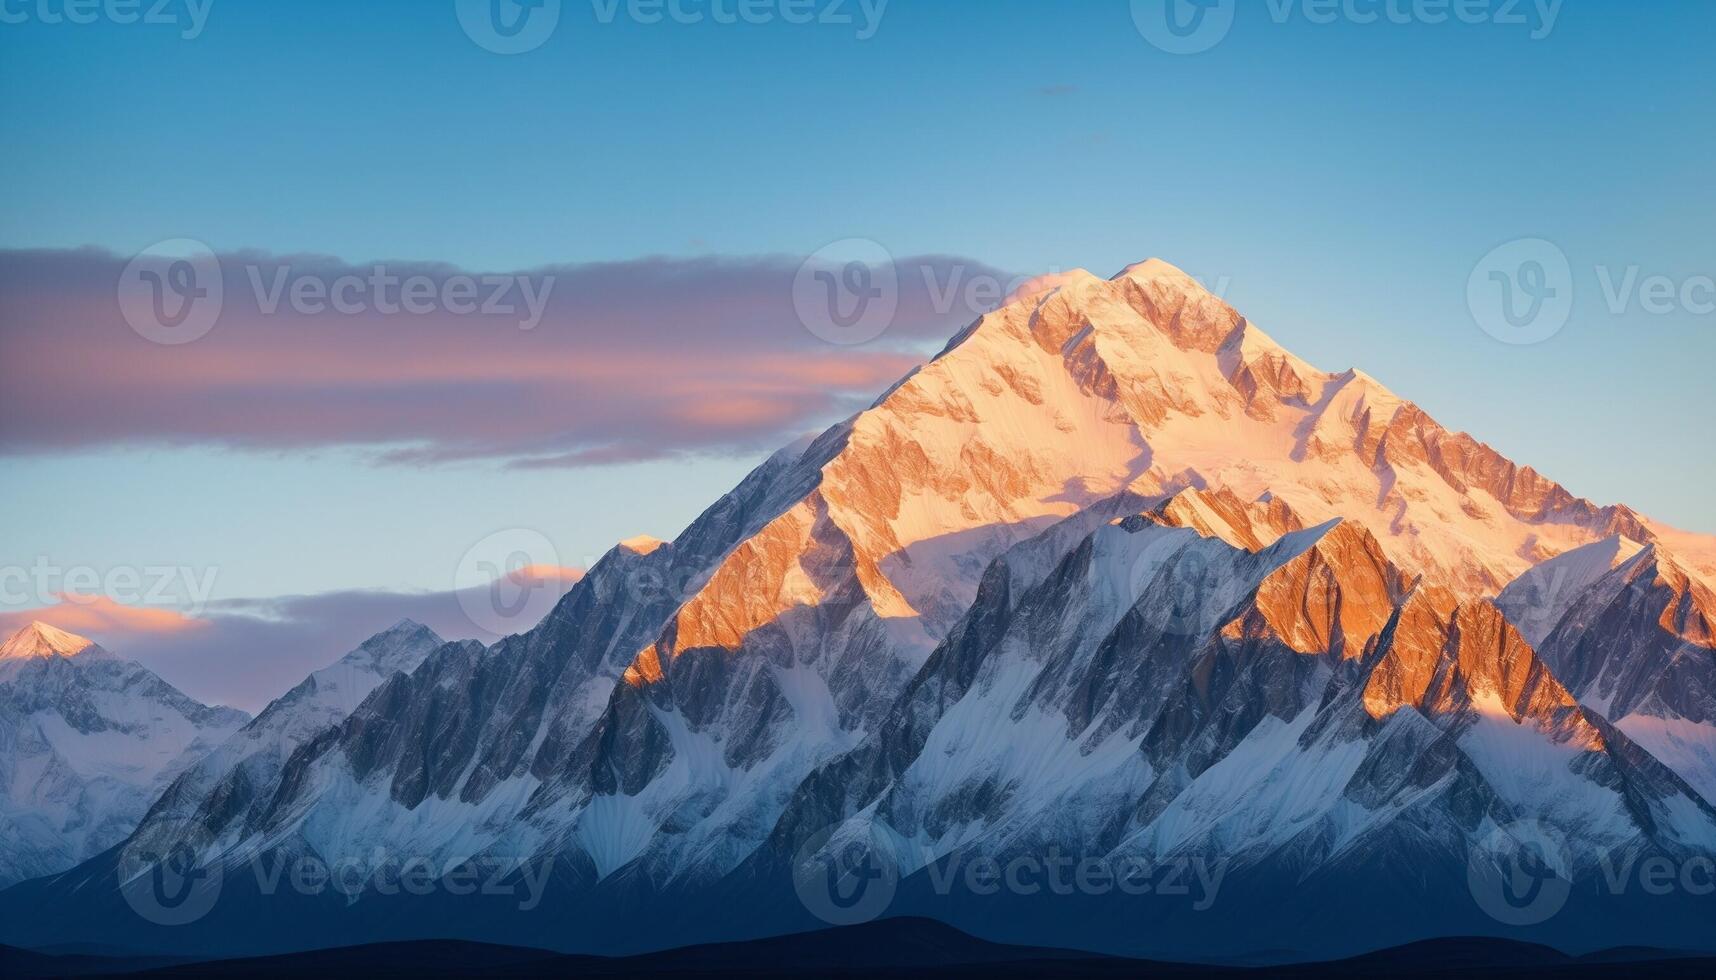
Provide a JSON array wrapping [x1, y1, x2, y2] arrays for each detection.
[[1, 1, 1713, 703]]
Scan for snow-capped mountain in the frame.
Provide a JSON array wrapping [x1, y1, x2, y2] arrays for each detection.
[[530, 260, 1713, 892], [1500, 538, 1716, 804], [4, 259, 1714, 959], [120, 620, 457, 865], [0, 623, 249, 888], [769, 495, 1715, 922]]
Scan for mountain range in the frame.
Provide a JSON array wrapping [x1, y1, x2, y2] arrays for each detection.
[[2, 260, 1713, 963]]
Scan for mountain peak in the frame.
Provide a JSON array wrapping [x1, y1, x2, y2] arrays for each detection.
[[0, 621, 99, 661], [1111, 256, 1195, 285], [619, 534, 667, 555]]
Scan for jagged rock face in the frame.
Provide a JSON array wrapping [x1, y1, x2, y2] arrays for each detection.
[[1500, 541, 1716, 804], [182, 434, 837, 872], [123, 621, 452, 864], [776, 516, 1716, 902], [0, 625, 249, 888]]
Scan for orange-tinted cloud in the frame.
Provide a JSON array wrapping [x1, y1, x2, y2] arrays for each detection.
[[502, 564, 585, 587], [0, 594, 208, 638]]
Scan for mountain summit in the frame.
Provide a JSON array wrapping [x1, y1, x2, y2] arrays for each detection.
[[0, 622, 100, 661]]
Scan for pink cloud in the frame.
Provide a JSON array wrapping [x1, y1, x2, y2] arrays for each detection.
[[0, 248, 1010, 468]]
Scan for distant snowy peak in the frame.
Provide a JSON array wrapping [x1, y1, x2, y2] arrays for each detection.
[[1498, 537, 1716, 804], [1495, 535, 1647, 646], [241, 618, 449, 735], [117, 620, 454, 868], [343, 619, 446, 676], [0, 622, 105, 661], [1517, 541, 1716, 713], [0, 628, 248, 888]]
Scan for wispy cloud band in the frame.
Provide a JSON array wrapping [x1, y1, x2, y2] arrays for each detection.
[[0, 247, 1013, 468]]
